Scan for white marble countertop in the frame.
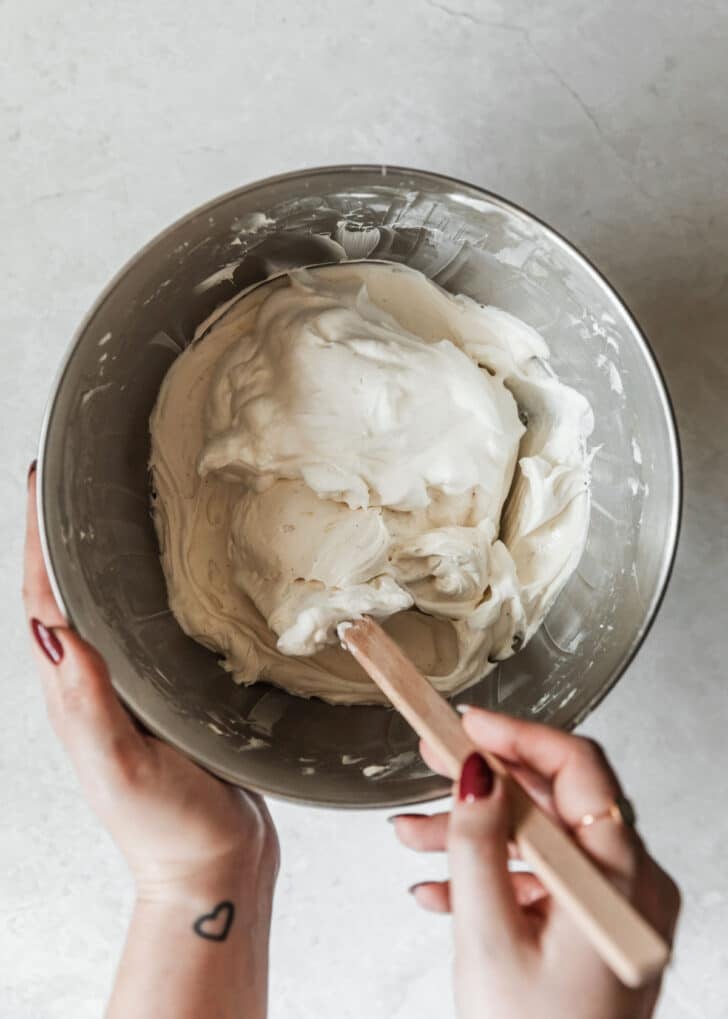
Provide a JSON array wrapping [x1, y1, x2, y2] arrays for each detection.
[[2, 1, 727, 1016]]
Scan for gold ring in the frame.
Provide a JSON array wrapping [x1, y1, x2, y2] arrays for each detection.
[[576, 793, 636, 829]]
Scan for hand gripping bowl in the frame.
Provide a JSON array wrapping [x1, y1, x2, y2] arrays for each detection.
[[38, 165, 681, 808]]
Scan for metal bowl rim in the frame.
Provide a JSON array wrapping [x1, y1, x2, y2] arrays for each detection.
[[37, 163, 683, 809]]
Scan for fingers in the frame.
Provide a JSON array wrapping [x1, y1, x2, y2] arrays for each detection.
[[449, 753, 529, 956], [409, 873, 547, 916], [392, 790, 547, 928], [391, 812, 449, 852], [505, 762, 558, 819], [461, 707, 641, 888], [25, 468, 151, 794], [30, 623, 149, 795], [640, 857, 681, 944], [461, 707, 621, 820], [410, 880, 450, 913], [23, 469, 65, 627], [419, 737, 452, 777], [392, 806, 525, 860], [509, 871, 548, 910]]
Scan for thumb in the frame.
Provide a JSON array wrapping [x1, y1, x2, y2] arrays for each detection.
[[30, 620, 147, 790], [449, 753, 526, 963]]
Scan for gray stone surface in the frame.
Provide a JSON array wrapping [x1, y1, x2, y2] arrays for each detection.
[[2, 1, 727, 1016]]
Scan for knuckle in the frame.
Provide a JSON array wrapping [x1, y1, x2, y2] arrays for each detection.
[[109, 734, 152, 788], [575, 736, 610, 771], [449, 814, 480, 850], [451, 816, 508, 858], [45, 677, 90, 739], [662, 871, 682, 916], [50, 679, 88, 732], [406, 831, 429, 851], [638, 858, 681, 936], [43, 666, 99, 729]]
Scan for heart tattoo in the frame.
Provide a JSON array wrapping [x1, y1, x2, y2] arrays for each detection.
[[192, 900, 235, 942]]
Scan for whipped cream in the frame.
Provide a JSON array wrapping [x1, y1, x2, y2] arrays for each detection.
[[150, 262, 593, 704]]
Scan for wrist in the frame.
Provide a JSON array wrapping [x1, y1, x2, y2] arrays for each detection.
[[112, 852, 273, 1019], [132, 859, 275, 956], [133, 846, 275, 911]]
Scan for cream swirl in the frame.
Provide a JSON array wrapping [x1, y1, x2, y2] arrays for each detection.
[[149, 261, 593, 703]]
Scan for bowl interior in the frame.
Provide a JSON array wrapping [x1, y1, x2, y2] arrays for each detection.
[[39, 166, 680, 807]]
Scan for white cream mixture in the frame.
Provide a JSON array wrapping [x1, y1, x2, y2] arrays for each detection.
[[150, 262, 593, 704]]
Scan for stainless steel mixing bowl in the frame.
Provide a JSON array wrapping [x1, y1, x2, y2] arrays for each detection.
[[38, 165, 681, 808]]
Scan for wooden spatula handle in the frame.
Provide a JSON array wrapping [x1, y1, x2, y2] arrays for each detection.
[[342, 616, 670, 989]]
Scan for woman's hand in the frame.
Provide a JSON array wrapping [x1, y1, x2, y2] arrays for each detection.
[[391, 708, 680, 1019], [24, 466, 278, 1018]]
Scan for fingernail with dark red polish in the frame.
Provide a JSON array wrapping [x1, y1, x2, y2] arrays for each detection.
[[27, 459, 37, 481], [387, 813, 422, 824], [459, 752, 494, 802], [31, 618, 63, 665]]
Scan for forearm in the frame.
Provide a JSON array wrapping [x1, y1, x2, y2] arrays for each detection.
[[106, 865, 273, 1019]]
